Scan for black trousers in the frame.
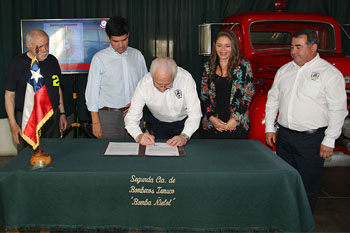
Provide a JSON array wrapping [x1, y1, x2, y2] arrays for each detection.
[[276, 126, 325, 212], [149, 115, 186, 139]]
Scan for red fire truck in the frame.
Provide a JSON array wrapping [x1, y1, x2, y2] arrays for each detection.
[[199, 1, 350, 155]]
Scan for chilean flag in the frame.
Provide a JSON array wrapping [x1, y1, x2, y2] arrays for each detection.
[[22, 57, 53, 150]]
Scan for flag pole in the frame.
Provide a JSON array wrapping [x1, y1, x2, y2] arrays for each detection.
[[30, 129, 51, 167], [39, 129, 42, 153], [24, 47, 53, 167]]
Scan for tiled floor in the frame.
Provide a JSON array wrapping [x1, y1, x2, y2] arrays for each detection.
[[314, 167, 350, 232], [0, 156, 349, 232]]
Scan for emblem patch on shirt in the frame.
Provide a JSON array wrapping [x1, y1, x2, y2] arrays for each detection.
[[311, 72, 320, 80], [175, 89, 182, 99], [100, 20, 107, 29]]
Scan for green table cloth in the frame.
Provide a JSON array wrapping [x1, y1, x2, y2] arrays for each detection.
[[0, 139, 314, 232]]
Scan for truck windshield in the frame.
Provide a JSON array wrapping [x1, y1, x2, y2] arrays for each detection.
[[250, 21, 336, 51]]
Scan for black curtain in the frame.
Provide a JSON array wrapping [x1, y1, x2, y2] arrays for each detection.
[[1, 0, 349, 119]]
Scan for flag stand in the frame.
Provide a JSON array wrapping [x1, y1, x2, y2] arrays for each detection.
[[30, 129, 51, 167]]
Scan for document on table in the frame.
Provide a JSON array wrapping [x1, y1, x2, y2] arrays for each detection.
[[145, 143, 179, 156], [104, 142, 139, 156], [103, 142, 182, 156]]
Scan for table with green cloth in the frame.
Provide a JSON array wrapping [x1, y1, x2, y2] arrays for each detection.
[[0, 139, 314, 232]]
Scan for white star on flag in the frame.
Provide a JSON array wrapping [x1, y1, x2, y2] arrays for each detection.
[[31, 68, 43, 83]]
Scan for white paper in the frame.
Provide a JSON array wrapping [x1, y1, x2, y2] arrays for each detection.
[[145, 143, 179, 156], [104, 142, 139, 155]]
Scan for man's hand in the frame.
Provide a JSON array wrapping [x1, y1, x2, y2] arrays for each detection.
[[265, 132, 276, 147], [9, 122, 21, 144], [59, 114, 68, 132], [226, 118, 237, 131], [92, 122, 103, 139], [5, 90, 21, 144], [136, 132, 155, 146], [209, 116, 227, 132], [167, 135, 187, 147], [320, 144, 334, 159], [90, 112, 102, 139]]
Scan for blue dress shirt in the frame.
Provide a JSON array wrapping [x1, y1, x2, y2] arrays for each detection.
[[85, 45, 147, 112]]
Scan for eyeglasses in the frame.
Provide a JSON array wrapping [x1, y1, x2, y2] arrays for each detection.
[[153, 81, 173, 90], [36, 43, 49, 51]]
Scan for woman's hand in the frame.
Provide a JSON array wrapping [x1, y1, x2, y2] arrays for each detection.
[[226, 118, 237, 131], [209, 116, 227, 132]]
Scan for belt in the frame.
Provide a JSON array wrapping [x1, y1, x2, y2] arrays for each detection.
[[278, 124, 327, 134], [100, 107, 127, 112]]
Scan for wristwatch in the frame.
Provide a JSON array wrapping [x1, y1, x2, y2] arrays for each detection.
[[180, 133, 190, 141]]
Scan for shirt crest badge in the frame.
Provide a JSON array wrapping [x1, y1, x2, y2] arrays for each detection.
[[311, 72, 320, 80], [175, 89, 182, 99]]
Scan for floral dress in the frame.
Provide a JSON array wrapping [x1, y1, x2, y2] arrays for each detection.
[[200, 60, 254, 139]]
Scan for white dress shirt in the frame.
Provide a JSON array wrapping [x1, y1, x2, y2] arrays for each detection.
[[85, 45, 147, 112], [265, 53, 348, 148], [125, 67, 202, 140]]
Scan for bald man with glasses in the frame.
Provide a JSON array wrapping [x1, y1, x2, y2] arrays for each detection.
[[125, 57, 202, 147]]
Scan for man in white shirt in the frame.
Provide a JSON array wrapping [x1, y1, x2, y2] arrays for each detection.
[[125, 57, 202, 147], [265, 29, 348, 211], [85, 16, 147, 139]]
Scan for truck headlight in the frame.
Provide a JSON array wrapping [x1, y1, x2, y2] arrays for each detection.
[[345, 75, 350, 84]]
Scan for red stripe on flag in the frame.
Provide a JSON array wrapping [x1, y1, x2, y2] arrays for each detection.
[[23, 85, 53, 149]]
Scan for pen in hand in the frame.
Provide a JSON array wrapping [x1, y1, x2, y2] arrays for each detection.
[[137, 129, 155, 146]]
